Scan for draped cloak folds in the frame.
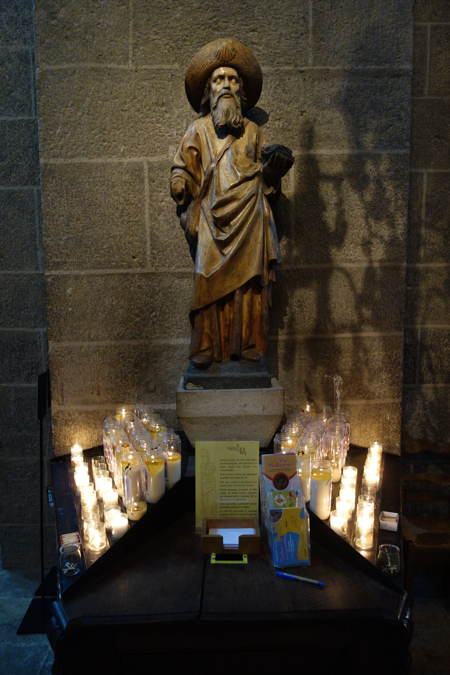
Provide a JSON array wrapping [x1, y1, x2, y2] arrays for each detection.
[[171, 114, 280, 361]]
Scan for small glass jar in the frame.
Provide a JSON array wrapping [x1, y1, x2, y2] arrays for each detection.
[[123, 450, 148, 520], [59, 542, 82, 576], [330, 509, 348, 538]]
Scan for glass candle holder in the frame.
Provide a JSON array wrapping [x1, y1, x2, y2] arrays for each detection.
[[115, 406, 135, 424], [87, 524, 108, 553], [143, 453, 166, 503], [279, 430, 297, 453], [273, 433, 281, 452], [335, 496, 353, 519], [342, 465, 358, 487], [110, 513, 129, 542], [296, 452, 311, 502], [339, 486, 356, 512], [330, 509, 348, 537], [320, 431, 342, 483], [123, 450, 147, 520], [74, 472, 91, 491], [102, 488, 119, 510], [310, 459, 332, 520], [104, 506, 122, 530], [354, 511, 374, 550], [59, 542, 82, 576], [70, 443, 83, 463], [164, 449, 182, 489]]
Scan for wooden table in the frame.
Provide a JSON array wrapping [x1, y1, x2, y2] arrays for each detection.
[[48, 448, 411, 675]]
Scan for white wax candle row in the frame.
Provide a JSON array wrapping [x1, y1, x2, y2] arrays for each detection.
[[330, 441, 383, 550], [71, 446, 130, 553]]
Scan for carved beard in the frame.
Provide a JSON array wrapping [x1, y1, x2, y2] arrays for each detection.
[[210, 92, 243, 131]]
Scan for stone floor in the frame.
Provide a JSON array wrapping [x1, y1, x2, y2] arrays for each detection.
[[0, 568, 449, 674]]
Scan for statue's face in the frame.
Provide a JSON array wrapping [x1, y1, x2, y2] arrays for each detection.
[[210, 66, 240, 103]]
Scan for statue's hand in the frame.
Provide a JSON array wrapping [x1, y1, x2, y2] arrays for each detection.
[[261, 144, 294, 186], [170, 177, 189, 206]]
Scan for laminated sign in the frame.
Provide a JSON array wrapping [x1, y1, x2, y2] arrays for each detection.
[[195, 441, 260, 529]]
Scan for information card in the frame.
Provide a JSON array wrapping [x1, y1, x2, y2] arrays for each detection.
[[195, 441, 260, 529]]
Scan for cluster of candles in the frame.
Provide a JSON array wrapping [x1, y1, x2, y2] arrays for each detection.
[[71, 444, 128, 554], [273, 406, 383, 553], [274, 404, 350, 506], [329, 442, 383, 551], [70, 405, 182, 556]]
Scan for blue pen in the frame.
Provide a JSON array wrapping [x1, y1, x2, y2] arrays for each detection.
[[275, 570, 326, 587]]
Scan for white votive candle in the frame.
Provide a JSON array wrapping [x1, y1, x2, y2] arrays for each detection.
[[342, 465, 358, 486], [165, 451, 181, 489], [71, 443, 83, 460], [110, 513, 129, 542], [104, 507, 122, 529], [144, 454, 165, 503], [330, 509, 348, 537], [368, 441, 383, 459], [87, 525, 108, 553], [102, 488, 119, 509], [310, 460, 332, 520]]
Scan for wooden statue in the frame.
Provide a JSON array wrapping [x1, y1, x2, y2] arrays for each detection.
[[171, 38, 293, 368]]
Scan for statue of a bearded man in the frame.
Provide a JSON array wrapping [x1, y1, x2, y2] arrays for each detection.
[[171, 38, 293, 369]]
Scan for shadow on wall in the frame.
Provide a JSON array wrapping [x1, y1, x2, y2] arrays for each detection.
[[403, 261, 450, 443], [270, 24, 409, 432]]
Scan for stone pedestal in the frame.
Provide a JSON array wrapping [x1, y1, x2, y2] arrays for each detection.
[[176, 377, 284, 448]]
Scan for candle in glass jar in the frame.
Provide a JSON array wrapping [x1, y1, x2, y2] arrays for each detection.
[[339, 486, 356, 511], [368, 441, 382, 459], [144, 454, 165, 503], [104, 507, 122, 529], [71, 443, 83, 461], [297, 453, 311, 502], [102, 488, 119, 509], [342, 465, 358, 487], [87, 525, 108, 553], [310, 460, 332, 520], [165, 450, 181, 488], [110, 513, 129, 542], [330, 509, 347, 537]]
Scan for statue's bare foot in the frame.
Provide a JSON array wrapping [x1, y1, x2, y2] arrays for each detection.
[[241, 348, 262, 362], [190, 351, 213, 369]]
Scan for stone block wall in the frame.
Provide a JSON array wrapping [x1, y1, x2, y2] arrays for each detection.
[[0, 0, 54, 568], [35, 0, 413, 455], [403, 0, 450, 445]]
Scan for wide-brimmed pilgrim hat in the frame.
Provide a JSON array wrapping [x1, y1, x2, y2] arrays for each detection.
[[185, 37, 263, 113]]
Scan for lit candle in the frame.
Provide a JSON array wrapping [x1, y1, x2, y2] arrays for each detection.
[[339, 486, 356, 512], [110, 513, 129, 542], [342, 465, 358, 487], [310, 460, 332, 520], [87, 525, 108, 553], [71, 443, 83, 458], [102, 488, 119, 509], [335, 496, 353, 519], [104, 507, 122, 529], [165, 450, 181, 489], [144, 454, 165, 503], [297, 453, 311, 502], [368, 441, 382, 458], [331, 459, 341, 483], [74, 471, 90, 490], [330, 509, 348, 537]]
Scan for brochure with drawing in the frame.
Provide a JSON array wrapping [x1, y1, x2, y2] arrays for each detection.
[[195, 441, 260, 529], [261, 453, 310, 568]]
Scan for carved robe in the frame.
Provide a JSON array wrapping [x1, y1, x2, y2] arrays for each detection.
[[171, 114, 280, 361]]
